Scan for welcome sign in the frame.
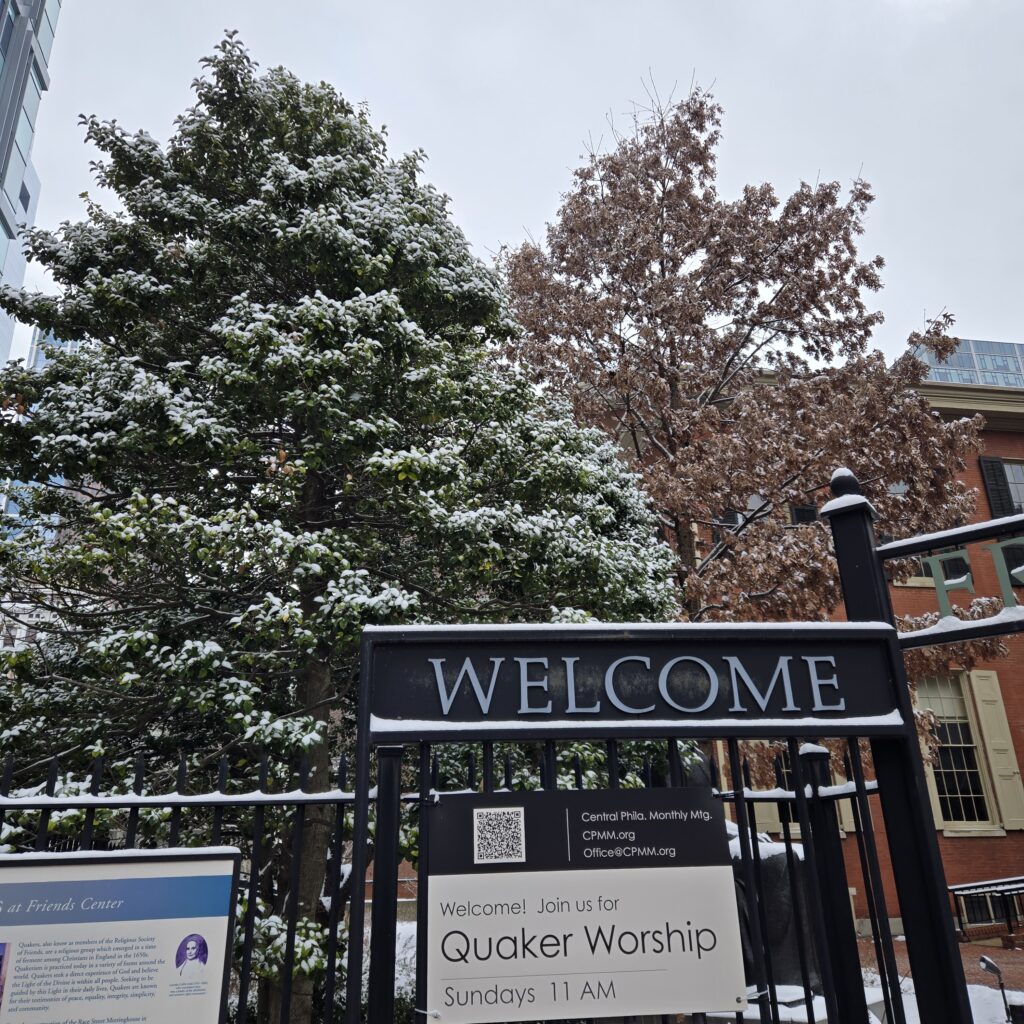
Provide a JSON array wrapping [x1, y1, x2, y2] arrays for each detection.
[[0, 849, 238, 1024], [363, 622, 904, 740], [425, 788, 745, 1022]]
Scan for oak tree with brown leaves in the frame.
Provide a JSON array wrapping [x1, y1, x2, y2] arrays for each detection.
[[500, 89, 986, 642]]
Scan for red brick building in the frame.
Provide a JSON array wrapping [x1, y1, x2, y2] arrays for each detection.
[[876, 367, 1024, 934], [747, 342, 1024, 937]]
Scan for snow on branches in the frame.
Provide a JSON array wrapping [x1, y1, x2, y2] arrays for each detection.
[[0, 36, 677, 780]]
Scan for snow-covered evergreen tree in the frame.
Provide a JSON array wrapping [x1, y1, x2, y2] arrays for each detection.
[[0, 36, 677, 1019]]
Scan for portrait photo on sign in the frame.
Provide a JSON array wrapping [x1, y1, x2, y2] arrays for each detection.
[[176, 933, 209, 976], [0, 942, 7, 1008]]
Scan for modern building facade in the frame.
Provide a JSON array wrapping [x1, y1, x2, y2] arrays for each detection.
[[0, 0, 60, 364], [25, 323, 74, 369]]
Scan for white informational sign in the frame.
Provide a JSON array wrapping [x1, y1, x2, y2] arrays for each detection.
[[0, 848, 239, 1024], [428, 865, 745, 1022], [425, 788, 747, 1023]]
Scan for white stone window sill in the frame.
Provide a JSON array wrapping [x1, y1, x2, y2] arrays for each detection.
[[893, 577, 937, 589], [941, 826, 1006, 838]]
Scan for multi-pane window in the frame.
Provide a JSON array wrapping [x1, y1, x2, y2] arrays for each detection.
[[917, 674, 991, 824], [789, 505, 818, 525], [963, 892, 1024, 926], [1004, 461, 1024, 515], [2, 61, 42, 209]]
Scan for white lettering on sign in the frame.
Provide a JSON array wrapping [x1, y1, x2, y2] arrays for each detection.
[[429, 657, 504, 714], [427, 652, 852, 717]]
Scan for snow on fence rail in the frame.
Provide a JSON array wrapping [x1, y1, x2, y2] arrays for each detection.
[[0, 736, 900, 1024]]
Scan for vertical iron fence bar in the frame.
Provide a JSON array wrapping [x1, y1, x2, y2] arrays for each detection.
[[323, 757, 349, 1024], [786, 739, 840, 1024], [774, 758, 815, 1024], [431, 754, 440, 791], [799, 745, 867, 1024], [664, 734, 683, 1024], [504, 752, 513, 790], [415, 743, 432, 1020], [236, 753, 269, 1024], [35, 757, 58, 851], [278, 758, 309, 1024], [345, 671, 375, 1024], [742, 763, 780, 1024], [368, 746, 404, 1023], [642, 757, 652, 788], [824, 471, 971, 1024], [844, 774, 893, 1024], [573, 753, 583, 790], [668, 738, 683, 786], [846, 738, 906, 1024], [606, 739, 619, 789], [482, 741, 494, 793], [124, 754, 144, 849], [211, 755, 228, 846], [168, 755, 187, 847], [544, 740, 557, 790], [80, 755, 103, 851], [727, 739, 770, 1024], [467, 750, 477, 792], [0, 755, 12, 846]]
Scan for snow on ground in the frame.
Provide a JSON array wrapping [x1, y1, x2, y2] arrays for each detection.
[[732, 977, 1022, 1023], [861, 970, 1022, 1024]]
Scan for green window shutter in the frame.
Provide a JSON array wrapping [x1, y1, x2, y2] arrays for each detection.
[[979, 457, 1016, 518], [968, 670, 1024, 830]]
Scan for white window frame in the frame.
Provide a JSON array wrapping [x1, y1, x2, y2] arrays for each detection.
[[916, 671, 1002, 836]]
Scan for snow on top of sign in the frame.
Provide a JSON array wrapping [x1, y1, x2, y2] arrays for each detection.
[[362, 620, 895, 634], [876, 513, 1024, 554], [369, 711, 905, 735], [901, 604, 1024, 642], [0, 846, 240, 862]]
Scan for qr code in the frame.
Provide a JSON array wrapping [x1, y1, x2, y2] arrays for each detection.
[[473, 806, 526, 864]]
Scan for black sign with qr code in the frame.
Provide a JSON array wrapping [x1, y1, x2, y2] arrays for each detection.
[[427, 788, 730, 875]]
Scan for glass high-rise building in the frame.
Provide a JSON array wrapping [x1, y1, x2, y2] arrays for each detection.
[[26, 323, 75, 369], [0, 0, 60, 364]]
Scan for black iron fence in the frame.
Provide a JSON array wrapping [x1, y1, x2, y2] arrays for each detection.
[[0, 734, 910, 1024]]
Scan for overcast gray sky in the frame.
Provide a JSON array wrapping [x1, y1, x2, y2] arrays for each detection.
[[12, 0, 1022, 360]]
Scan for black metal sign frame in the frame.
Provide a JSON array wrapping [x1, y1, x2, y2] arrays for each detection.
[[347, 469, 1024, 1024], [349, 618, 927, 1024], [361, 621, 906, 742]]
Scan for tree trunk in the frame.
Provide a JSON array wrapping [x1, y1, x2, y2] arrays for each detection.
[[267, 466, 337, 1024], [266, 655, 334, 1024]]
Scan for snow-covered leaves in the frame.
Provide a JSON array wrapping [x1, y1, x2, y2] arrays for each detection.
[[0, 36, 677, 775]]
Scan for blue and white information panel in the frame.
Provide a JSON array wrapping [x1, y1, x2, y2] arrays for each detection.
[[0, 848, 239, 1024]]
